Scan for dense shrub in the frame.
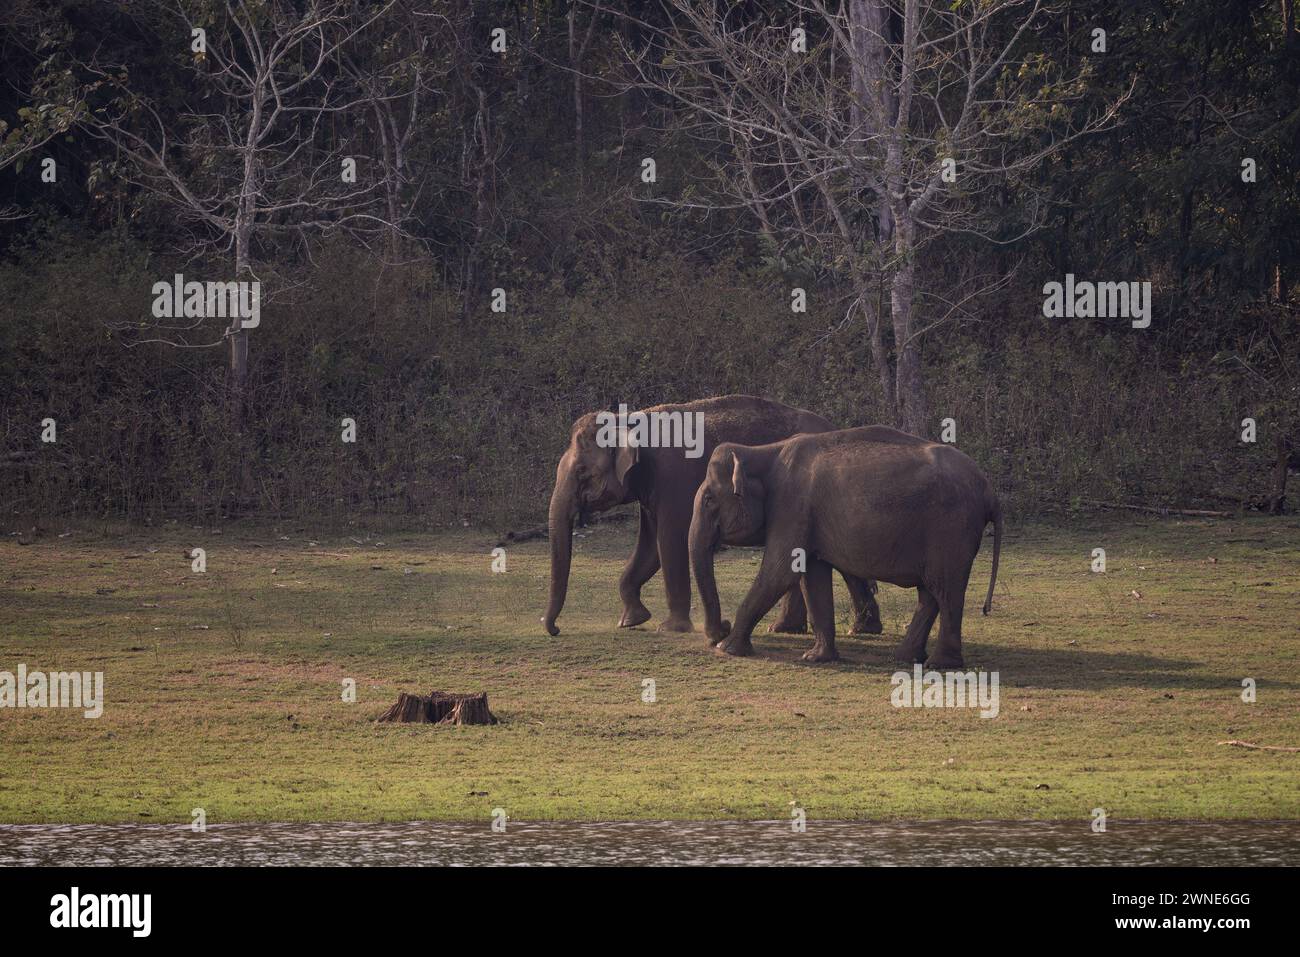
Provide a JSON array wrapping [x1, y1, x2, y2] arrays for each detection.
[[0, 227, 1292, 530]]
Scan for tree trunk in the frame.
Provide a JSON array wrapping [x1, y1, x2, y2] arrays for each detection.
[[374, 96, 405, 259], [1272, 436, 1295, 514], [852, 268, 896, 422], [230, 179, 253, 426], [843, 1, 901, 425], [890, 224, 928, 436], [461, 85, 490, 321], [570, 5, 583, 186], [848, 0, 895, 240], [568, 2, 598, 190], [231, 212, 254, 507]]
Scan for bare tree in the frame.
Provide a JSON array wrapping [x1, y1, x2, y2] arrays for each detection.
[[622, 0, 1129, 434], [344, 3, 455, 258], [448, 0, 507, 321], [568, 0, 600, 187], [78, 0, 400, 423]]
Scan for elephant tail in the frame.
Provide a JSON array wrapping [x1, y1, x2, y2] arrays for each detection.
[[982, 498, 1003, 616]]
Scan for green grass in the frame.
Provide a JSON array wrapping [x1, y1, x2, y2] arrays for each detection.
[[1, 514, 1298, 824]]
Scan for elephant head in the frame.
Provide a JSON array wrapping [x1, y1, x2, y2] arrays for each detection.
[[688, 444, 769, 643], [543, 412, 640, 636]]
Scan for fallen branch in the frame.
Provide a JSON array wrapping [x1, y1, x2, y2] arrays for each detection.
[[1078, 499, 1232, 518], [493, 508, 637, 547], [495, 524, 547, 547], [1210, 490, 1271, 509], [1217, 739, 1300, 752]]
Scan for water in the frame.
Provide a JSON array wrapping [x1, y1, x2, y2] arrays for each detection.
[[2, 819, 1298, 866]]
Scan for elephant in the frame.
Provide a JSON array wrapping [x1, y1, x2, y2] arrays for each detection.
[[688, 425, 1003, 668], [542, 394, 883, 637]]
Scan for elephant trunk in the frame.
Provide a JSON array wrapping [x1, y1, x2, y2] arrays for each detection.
[[543, 465, 577, 636], [689, 490, 729, 644]]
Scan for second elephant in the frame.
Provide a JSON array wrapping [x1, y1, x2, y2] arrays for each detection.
[[689, 426, 1002, 668]]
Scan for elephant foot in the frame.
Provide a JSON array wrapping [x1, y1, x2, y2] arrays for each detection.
[[767, 616, 808, 634], [657, 616, 695, 634], [895, 642, 926, 664], [706, 620, 733, 646], [618, 604, 652, 628], [801, 643, 840, 663], [925, 653, 966, 671], [714, 635, 754, 658], [851, 616, 883, 636]]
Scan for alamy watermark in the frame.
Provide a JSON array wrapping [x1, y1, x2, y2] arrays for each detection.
[[50, 887, 150, 937], [0, 664, 103, 718], [151, 273, 260, 328], [890, 664, 1000, 719], [595, 403, 704, 458], [1042, 273, 1151, 328]]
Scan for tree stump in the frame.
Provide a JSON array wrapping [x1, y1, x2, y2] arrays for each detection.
[[377, 691, 430, 723], [377, 690, 497, 725]]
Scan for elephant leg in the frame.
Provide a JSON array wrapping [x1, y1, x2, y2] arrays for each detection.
[[844, 574, 883, 635], [925, 556, 972, 669], [800, 559, 839, 663], [896, 586, 940, 664], [767, 587, 809, 634], [926, 580, 968, 670], [618, 507, 660, 628], [655, 504, 694, 633], [718, 548, 799, 657]]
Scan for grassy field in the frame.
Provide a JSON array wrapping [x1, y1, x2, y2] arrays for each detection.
[[1, 514, 1298, 824]]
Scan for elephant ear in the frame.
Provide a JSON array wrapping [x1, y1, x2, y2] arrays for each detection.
[[730, 451, 746, 497], [615, 440, 639, 488]]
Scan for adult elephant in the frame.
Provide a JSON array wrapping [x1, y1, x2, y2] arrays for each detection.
[[689, 426, 1002, 668], [542, 395, 882, 637]]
